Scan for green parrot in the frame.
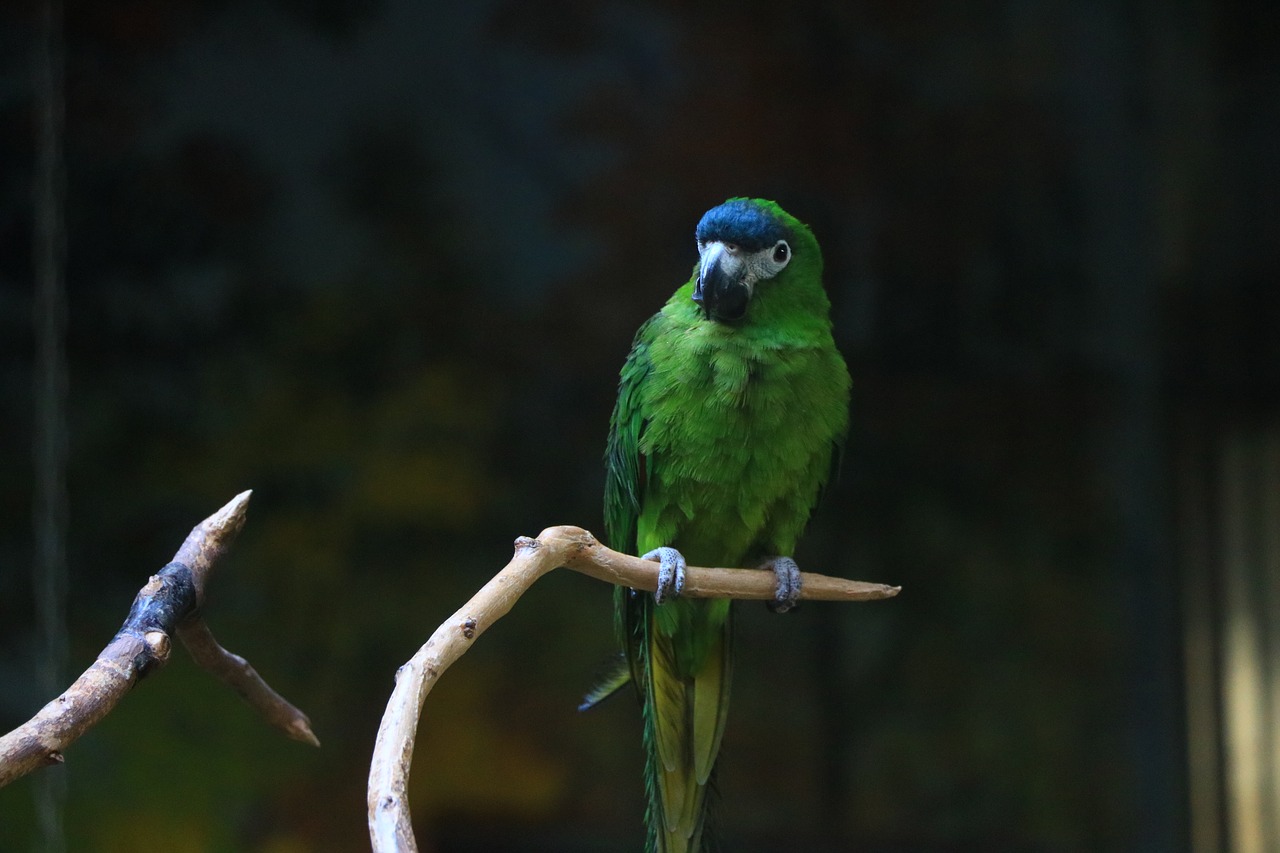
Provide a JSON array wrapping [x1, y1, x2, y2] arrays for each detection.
[[584, 198, 851, 852]]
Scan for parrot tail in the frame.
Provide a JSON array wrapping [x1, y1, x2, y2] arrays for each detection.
[[642, 598, 733, 853], [578, 652, 632, 712]]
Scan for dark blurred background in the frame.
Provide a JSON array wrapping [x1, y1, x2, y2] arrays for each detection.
[[2, 1, 1277, 850]]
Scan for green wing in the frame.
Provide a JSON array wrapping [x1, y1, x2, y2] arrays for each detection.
[[604, 314, 655, 557], [603, 311, 729, 852], [604, 313, 657, 695], [574, 312, 657, 716]]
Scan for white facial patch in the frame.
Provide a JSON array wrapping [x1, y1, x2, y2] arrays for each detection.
[[698, 239, 790, 291]]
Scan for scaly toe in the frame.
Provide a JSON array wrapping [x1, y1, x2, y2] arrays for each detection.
[[763, 555, 802, 613], [641, 546, 686, 605]]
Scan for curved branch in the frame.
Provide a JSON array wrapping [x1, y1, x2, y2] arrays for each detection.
[[0, 491, 318, 789], [367, 525, 899, 852]]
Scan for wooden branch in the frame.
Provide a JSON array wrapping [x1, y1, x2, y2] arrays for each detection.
[[0, 491, 318, 789], [367, 525, 899, 852]]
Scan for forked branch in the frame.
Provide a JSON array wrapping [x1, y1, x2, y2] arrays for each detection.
[[0, 491, 318, 789], [367, 525, 899, 852]]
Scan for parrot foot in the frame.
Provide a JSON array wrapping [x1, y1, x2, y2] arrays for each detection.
[[641, 547, 686, 605], [761, 556, 803, 613]]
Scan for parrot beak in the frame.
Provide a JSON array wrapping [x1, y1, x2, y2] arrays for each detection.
[[693, 242, 751, 322]]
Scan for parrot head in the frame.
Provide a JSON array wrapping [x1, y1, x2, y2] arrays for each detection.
[[692, 197, 817, 323]]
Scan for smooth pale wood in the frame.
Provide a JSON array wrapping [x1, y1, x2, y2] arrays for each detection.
[[543, 526, 901, 601], [367, 525, 899, 852]]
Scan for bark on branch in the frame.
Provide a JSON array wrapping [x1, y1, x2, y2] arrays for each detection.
[[0, 491, 319, 789], [367, 525, 899, 852]]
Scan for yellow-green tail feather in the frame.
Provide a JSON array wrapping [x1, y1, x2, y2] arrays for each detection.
[[640, 595, 732, 853]]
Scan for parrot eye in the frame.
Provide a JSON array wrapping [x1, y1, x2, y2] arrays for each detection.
[[772, 241, 790, 265]]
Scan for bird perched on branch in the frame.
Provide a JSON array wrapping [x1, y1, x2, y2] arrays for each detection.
[[583, 198, 851, 852]]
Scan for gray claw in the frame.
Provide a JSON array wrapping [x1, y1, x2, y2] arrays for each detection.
[[762, 556, 802, 613], [641, 546, 686, 604]]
